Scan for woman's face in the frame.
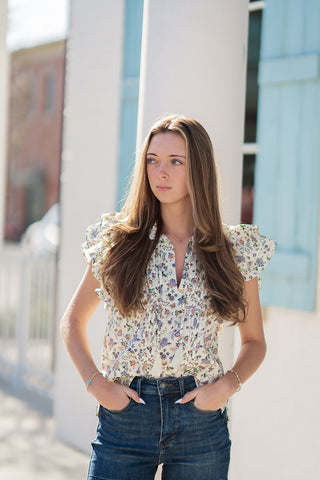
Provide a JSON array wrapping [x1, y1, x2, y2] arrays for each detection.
[[146, 132, 190, 208]]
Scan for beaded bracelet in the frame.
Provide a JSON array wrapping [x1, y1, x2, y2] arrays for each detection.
[[86, 371, 102, 391], [227, 369, 242, 392]]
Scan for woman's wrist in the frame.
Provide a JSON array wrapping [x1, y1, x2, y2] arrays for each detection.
[[225, 369, 242, 394], [86, 374, 110, 404], [86, 370, 103, 392], [211, 373, 238, 405]]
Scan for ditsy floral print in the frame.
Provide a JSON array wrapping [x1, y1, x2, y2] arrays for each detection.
[[82, 213, 276, 387]]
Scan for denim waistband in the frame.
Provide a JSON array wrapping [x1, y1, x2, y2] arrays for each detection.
[[130, 375, 197, 398]]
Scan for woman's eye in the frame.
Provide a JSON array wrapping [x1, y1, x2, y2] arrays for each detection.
[[146, 157, 156, 164], [172, 159, 183, 165]]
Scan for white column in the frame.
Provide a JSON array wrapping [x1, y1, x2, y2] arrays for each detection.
[[138, 0, 249, 225], [54, 0, 125, 452], [137, 0, 249, 377], [0, 0, 8, 244]]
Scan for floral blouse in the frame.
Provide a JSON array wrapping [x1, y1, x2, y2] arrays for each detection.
[[82, 212, 276, 387]]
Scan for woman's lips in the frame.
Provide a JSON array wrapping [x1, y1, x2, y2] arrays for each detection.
[[156, 185, 171, 191]]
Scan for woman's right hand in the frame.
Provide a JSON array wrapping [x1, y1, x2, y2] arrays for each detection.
[[89, 375, 145, 410]]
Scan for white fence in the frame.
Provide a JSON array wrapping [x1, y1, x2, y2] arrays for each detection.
[[0, 244, 57, 399]]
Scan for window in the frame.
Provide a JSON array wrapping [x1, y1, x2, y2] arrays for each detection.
[[242, 1, 265, 224]]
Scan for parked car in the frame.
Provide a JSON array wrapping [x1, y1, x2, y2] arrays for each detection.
[[21, 204, 60, 257]]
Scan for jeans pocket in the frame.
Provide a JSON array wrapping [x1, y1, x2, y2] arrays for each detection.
[[188, 399, 221, 415], [99, 398, 133, 415]]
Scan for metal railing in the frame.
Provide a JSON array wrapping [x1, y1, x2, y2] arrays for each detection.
[[0, 244, 57, 399]]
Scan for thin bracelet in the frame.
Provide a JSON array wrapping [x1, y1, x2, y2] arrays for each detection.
[[227, 369, 242, 392], [86, 371, 102, 391]]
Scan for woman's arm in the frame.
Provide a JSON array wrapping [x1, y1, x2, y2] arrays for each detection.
[[226, 275, 266, 388], [60, 264, 102, 385], [60, 263, 144, 409], [176, 276, 266, 409]]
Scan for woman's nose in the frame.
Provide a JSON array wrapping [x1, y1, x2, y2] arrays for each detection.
[[158, 163, 168, 178]]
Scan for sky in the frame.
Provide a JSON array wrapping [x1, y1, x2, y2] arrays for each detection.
[[6, 0, 69, 51]]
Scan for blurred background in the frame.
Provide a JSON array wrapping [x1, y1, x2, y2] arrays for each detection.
[[0, 1, 319, 479], [1, 0, 68, 401]]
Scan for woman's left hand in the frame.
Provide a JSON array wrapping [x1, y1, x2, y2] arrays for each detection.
[[176, 277, 267, 411], [176, 374, 237, 411]]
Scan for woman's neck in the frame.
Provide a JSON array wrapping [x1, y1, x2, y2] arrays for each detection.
[[160, 202, 194, 242]]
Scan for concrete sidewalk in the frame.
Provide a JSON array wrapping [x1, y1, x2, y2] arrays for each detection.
[[0, 381, 90, 479]]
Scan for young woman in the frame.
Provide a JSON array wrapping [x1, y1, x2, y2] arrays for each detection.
[[60, 114, 276, 480]]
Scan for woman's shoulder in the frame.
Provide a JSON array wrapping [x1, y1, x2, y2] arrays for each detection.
[[86, 212, 121, 237], [224, 223, 277, 285], [224, 223, 275, 249], [81, 212, 122, 280], [85, 211, 129, 243]]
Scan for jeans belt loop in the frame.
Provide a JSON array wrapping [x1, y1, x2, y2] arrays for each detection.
[[178, 377, 185, 398], [136, 376, 142, 397]]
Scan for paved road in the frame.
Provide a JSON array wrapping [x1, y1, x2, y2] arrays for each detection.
[[0, 382, 90, 479]]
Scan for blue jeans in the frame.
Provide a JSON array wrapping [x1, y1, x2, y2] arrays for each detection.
[[87, 376, 231, 480]]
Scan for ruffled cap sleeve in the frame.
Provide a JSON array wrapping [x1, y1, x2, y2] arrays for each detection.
[[81, 212, 120, 301], [225, 224, 277, 288]]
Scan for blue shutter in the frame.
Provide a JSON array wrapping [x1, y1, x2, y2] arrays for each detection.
[[117, 0, 144, 207], [253, 0, 320, 311]]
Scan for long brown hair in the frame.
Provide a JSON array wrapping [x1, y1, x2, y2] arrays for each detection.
[[101, 114, 247, 324]]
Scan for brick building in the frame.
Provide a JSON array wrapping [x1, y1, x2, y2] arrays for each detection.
[[5, 40, 65, 241]]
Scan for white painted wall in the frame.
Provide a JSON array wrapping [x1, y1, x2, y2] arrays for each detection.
[[230, 234, 320, 479], [54, 0, 125, 453], [0, 0, 8, 244]]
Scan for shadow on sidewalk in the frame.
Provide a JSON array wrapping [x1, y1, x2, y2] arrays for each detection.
[[0, 381, 90, 480]]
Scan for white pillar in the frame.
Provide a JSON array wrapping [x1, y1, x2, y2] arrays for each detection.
[[138, 0, 249, 225], [137, 0, 249, 375], [54, 0, 125, 452], [0, 0, 8, 244]]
